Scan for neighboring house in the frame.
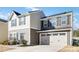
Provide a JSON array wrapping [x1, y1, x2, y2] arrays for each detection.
[[8, 10, 72, 49], [0, 19, 8, 43]]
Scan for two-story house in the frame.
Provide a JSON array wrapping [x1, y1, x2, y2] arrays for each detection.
[[8, 10, 72, 49], [8, 10, 45, 45]]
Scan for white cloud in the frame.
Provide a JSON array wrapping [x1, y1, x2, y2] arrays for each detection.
[[0, 13, 10, 20], [25, 7, 40, 11], [29, 7, 40, 11]]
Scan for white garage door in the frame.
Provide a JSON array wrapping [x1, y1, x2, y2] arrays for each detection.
[[50, 32, 67, 50], [40, 32, 67, 51]]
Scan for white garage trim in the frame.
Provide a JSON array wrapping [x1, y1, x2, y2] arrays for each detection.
[[37, 28, 72, 33], [40, 32, 68, 45], [39, 32, 68, 51]]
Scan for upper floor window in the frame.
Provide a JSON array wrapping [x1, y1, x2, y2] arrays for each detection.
[[43, 20, 48, 28], [56, 17, 61, 26], [61, 16, 67, 26], [50, 17, 57, 27], [19, 17, 26, 25], [11, 19, 17, 27], [67, 15, 71, 25]]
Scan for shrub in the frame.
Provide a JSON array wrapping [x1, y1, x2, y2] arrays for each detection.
[[12, 39, 17, 45], [73, 39, 79, 46], [1, 40, 9, 45], [8, 38, 18, 45], [21, 40, 27, 45], [0, 39, 20, 45]]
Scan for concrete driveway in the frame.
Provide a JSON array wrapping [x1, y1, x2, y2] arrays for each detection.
[[6, 45, 61, 52]]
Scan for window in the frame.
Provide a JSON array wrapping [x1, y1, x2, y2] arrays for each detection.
[[67, 15, 71, 25], [10, 34, 12, 37], [19, 17, 26, 25], [57, 17, 61, 26], [60, 33, 65, 35], [14, 33, 17, 40], [61, 16, 67, 26], [41, 34, 46, 36], [50, 17, 57, 27], [53, 33, 58, 36], [47, 34, 51, 36], [43, 20, 48, 28], [20, 33, 25, 40], [9, 33, 18, 40], [11, 19, 17, 26]]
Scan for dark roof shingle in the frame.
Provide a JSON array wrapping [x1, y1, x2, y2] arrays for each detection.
[[41, 11, 72, 19], [0, 18, 7, 22], [13, 10, 21, 16]]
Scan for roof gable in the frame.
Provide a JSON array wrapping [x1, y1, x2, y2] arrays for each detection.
[[8, 11, 21, 21], [13, 10, 21, 16]]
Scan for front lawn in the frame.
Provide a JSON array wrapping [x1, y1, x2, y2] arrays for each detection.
[[0, 45, 13, 52], [59, 46, 79, 52]]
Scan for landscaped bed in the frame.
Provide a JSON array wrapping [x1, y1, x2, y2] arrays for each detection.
[[0, 45, 13, 52], [59, 46, 79, 52]]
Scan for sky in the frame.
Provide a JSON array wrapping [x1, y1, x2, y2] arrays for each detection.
[[0, 7, 78, 30]]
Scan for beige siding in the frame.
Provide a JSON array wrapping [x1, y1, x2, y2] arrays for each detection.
[[0, 22, 8, 43], [30, 11, 45, 30]]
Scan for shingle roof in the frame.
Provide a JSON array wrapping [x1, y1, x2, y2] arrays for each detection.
[[41, 11, 72, 19], [48, 11, 72, 17], [13, 10, 21, 16], [0, 18, 7, 22], [28, 10, 40, 13]]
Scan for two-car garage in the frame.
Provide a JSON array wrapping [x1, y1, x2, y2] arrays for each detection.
[[39, 30, 72, 51]]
